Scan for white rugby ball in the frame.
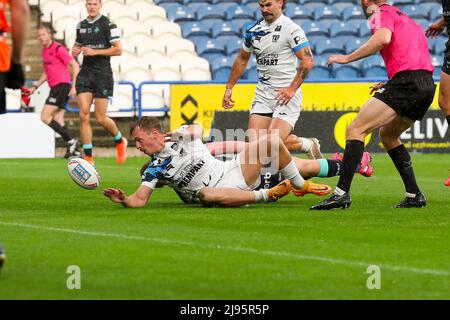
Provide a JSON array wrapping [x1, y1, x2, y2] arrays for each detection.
[[67, 158, 100, 190]]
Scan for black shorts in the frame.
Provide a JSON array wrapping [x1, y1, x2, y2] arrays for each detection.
[[76, 67, 114, 99], [45, 83, 71, 109], [442, 46, 450, 75], [374, 70, 436, 121]]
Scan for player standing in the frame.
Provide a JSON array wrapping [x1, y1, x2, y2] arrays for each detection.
[[71, 0, 126, 164], [425, 2, 450, 187], [29, 26, 81, 158], [221, 0, 322, 159], [311, 0, 435, 210]]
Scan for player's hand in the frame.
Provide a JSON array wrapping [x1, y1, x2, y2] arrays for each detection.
[[369, 82, 385, 95], [28, 87, 36, 95], [425, 21, 445, 38], [69, 86, 77, 99], [103, 188, 126, 203], [72, 45, 82, 57], [327, 55, 349, 66], [222, 88, 235, 109], [275, 87, 295, 106], [81, 47, 96, 56]]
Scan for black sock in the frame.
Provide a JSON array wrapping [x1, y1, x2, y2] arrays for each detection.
[[326, 159, 341, 177], [336, 140, 364, 193], [387, 144, 420, 194], [48, 120, 73, 142], [446, 115, 450, 127], [83, 147, 93, 157]]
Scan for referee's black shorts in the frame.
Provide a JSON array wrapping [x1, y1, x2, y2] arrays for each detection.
[[45, 83, 71, 109], [374, 70, 436, 121]]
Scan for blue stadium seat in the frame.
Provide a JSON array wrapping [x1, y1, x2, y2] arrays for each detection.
[[418, 2, 441, 17], [188, 34, 211, 46], [244, 66, 258, 81], [358, 20, 371, 38], [211, 0, 239, 4], [226, 37, 244, 55], [166, 5, 196, 22], [315, 38, 345, 55], [435, 39, 446, 56], [226, 4, 254, 21], [429, 6, 443, 21], [345, 38, 365, 54], [314, 5, 341, 22], [185, 0, 212, 4], [202, 19, 226, 30], [181, 21, 211, 38], [232, 18, 255, 29], [333, 65, 361, 78], [211, 55, 234, 80], [329, 21, 359, 37], [427, 37, 436, 55], [303, 3, 326, 12], [342, 5, 365, 20], [330, 0, 356, 4], [402, 5, 430, 20], [187, 2, 210, 11], [308, 67, 332, 80], [211, 21, 241, 38], [284, 3, 314, 20], [362, 55, 387, 79], [303, 0, 329, 5], [196, 38, 226, 55], [197, 5, 226, 21], [302, 21, 329, 36], [307, 34, 327, 54], [415, 19, 430, 31], [154, 0, 183, 5], [392, 0, 415, 6]]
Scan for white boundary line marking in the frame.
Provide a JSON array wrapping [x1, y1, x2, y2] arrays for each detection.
[[1, 221, 449, 277]]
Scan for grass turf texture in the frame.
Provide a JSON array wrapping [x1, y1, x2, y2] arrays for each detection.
[[0, 154, 449, 299]]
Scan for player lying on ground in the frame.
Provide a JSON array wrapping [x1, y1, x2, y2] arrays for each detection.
[[140, 140, 373, 204], [104, 117, 334, 208], [104, 118, 370, 207]]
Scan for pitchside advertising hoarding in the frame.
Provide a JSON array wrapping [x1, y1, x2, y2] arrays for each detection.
[[170, 83, 449, 153]]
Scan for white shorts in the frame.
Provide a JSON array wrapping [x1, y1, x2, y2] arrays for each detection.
[[249, 85, 302, 128], [215, 154, 260, 191]]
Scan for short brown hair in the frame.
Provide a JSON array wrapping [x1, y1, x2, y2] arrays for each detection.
[[130, 117, 163, 135]]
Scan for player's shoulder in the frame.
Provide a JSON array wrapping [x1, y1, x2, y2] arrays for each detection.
[[281, 15, 304, 32], [244, 18, 264, 33]]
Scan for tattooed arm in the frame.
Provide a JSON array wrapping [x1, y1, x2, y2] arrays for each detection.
[[275, 45, 314, 106]]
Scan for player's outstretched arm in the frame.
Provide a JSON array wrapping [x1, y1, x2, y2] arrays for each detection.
[[104, 185, 153, 208], [328, 28, 391, 65]]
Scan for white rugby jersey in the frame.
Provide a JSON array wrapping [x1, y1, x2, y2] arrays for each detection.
[[141, 134, 226, 194], [242, 14, 310, 88]]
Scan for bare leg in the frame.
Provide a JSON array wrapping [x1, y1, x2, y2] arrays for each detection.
[[94, 98, 119, 136], [438, 72, 450, 117], [53, 109, 65, 127], [198, 187, 255, 207], [248, 114, 272, 142], [77, 92, 94, 146]]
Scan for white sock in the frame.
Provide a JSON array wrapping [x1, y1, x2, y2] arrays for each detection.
[[254, 189, 269, 203], [68, 139, 75, 145], [299, 137, 312, 152], [280, 160, 304, 189], [405, 192, 416, 198], [334, 187, 346, 196]]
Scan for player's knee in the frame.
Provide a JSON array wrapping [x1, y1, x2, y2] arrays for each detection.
[[95, 114, 108, 126], [79, 110, 90, 123], [40, 113, 51, 124]]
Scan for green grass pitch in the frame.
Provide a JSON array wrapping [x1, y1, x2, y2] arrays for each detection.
[[0, 154, 449, 299]]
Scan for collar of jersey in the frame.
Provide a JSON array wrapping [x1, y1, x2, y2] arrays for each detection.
[[87, 14, 102, 24]]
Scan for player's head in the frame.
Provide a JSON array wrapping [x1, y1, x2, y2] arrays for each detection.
[[259, 0, 283, 23], [360, 0, 385, 18], [131, 117, 165, 156], [37, 26, 53, 47], [85, 0, 102, 19]]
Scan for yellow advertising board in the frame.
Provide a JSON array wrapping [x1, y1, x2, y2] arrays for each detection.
[[170, 82, 441, 136]]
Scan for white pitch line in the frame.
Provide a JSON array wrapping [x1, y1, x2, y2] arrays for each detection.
[[1, 221, 449, 277]]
